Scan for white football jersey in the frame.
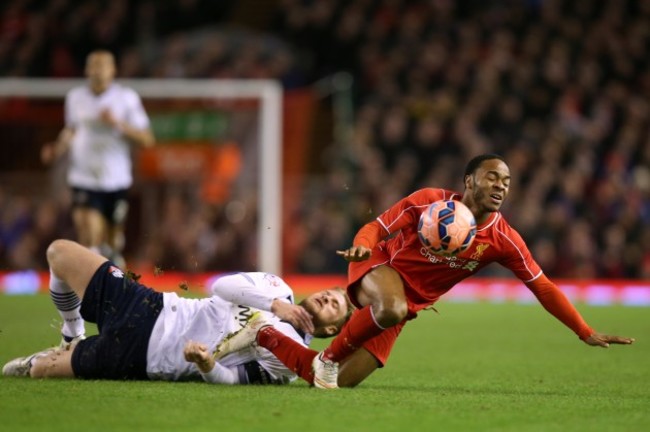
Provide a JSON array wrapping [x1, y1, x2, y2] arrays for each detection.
[[65, 83, 150, 191], [146, 272, 309, 384]]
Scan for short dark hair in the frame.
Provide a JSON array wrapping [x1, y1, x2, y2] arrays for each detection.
[[464, 153, 506, 178]]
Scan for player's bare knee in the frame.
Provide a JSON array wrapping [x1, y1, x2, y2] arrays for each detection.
[[46, 239, 69, 269], [373, 299, 407, 327], [47, 239, 86, 278]]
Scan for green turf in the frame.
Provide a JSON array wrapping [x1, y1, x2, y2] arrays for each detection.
[[0, 294, 647, 432]]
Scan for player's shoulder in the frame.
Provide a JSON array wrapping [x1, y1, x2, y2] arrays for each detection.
[[492, 212, 516, 230], [67, 85, 90, 98], [248, 272, 292, 290], [485, 213, 527, 245], [481, 212, 510, 231], [111, 83, 141, 99]]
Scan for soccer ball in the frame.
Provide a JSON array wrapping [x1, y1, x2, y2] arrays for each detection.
[[418, 200, 477, 256]]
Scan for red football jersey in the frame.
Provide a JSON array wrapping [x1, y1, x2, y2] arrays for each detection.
[[348, 188, 542, 313], [347, 188, 593, 366]]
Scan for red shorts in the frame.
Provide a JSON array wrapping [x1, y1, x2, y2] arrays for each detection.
[[346, 245, 430, 316]]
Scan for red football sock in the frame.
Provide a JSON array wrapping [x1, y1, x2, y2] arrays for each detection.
[[257, 326, 318, 383], [323, 306, 384, 362]]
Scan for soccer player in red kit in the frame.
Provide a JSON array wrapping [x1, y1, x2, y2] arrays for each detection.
[[216, 154, 634, 388]]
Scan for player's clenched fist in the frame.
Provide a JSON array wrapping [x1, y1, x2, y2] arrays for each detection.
[[184, 340, 215, 373]]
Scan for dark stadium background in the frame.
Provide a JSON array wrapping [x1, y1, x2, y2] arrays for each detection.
[[0, 0, 648, 300]]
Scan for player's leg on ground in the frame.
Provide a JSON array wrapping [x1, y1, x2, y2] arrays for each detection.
[[72, 207, 108, 253], [338, 348, 380, 388], [2, 346, 58, 377], [30, 348, 75, 378], [323, 266, 408, 362]]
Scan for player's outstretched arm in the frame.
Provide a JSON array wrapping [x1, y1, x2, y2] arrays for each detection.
[[584, 332, 635, 348], [526, 275, 635, 347], [210, 273, 314, 333], [336, 245, 372, 262], [337, 220, 386, 262]]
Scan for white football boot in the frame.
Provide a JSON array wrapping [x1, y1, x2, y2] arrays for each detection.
[[213, 311, 270, 360], [312, 352, 339, 389], [2, 348, 57, 377]]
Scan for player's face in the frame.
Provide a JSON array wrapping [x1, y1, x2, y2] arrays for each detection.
[[85, 52, 116, 92], [301, 289, 348, 332], [467, 159, 511, 214]]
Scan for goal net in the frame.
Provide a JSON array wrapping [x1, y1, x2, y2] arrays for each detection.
[[0, 78, 283, 275]]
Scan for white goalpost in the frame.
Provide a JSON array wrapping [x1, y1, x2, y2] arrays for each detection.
[[0, 78, 283, 275]]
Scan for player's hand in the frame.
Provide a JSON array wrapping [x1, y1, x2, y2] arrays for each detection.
[[184, 340, 215, 372], [584, 332, 635, 348], [336, 246, 372, 262], [42, 128, 73, 164], [41, 142, 56, 165], [271, 300, 314, 334]]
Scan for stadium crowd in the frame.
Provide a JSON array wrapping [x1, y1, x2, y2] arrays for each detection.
[[0, 0, 649, 279]]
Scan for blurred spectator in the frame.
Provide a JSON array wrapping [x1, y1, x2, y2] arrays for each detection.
[[272, 0, 650, 278]]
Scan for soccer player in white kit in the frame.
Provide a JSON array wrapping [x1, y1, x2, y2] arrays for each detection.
[[41, 50, 154, 268], [3, 240, 352, 385]]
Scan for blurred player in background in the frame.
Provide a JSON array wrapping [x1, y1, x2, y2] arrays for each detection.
[[3, 239, 353, 384], [214, 154, 634, 389], [41, 50, 154, 267]]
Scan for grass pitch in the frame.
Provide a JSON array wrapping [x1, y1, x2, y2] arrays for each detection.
[[0, 294, 648, 432]]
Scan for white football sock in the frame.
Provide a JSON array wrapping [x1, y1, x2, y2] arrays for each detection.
[[48, 270, 85, 340]]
